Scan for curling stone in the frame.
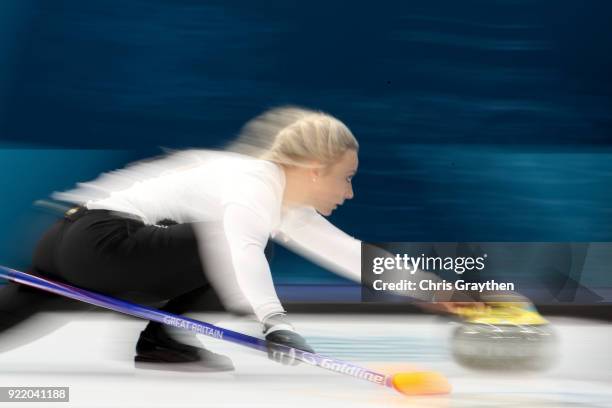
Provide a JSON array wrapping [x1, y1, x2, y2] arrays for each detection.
[[451, 303, 558, 371]]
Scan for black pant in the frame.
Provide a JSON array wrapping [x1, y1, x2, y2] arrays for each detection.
[[0, 207, 223, 351]]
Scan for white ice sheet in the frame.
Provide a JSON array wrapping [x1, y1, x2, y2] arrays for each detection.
[[0, 313, 610, 407]]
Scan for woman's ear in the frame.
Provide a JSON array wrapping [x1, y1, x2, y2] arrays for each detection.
[[309, 167, 319, 183], [308, 161, 324, 180]]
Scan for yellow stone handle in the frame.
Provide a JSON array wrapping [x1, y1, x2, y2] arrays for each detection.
[[454, 302, 549, 326]]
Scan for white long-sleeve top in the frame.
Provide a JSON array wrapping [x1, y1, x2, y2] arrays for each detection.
[[52, 150, 362, 322]]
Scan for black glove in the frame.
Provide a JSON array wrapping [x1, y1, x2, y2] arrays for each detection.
[[263, 313, 314, 365]]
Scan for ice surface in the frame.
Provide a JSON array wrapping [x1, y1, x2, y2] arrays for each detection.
[[0, 313, 610, 407]]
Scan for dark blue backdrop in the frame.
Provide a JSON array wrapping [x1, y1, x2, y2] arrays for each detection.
[[1, 0, 611, 286]]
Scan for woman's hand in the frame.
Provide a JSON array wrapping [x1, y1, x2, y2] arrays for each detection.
[[418, 301, 486, 315], [417, 288, 486, 315], [265, 330, 315, 365], [418, 289, 533, 317], [263, 313, 315, 365]]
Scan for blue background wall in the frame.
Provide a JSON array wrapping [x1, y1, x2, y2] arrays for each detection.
[[1, 1, 611, 287]]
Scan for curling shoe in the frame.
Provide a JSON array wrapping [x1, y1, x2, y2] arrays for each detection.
[[134, 328, 234, 372]]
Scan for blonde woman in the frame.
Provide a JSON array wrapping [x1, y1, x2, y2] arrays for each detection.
[[0, 106, 437, 371]]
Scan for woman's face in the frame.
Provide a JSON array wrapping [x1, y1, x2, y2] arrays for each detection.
[[311, 149, 358, 216]]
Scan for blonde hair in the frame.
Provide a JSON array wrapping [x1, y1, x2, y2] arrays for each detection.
[[229, 106, 358, 168]]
